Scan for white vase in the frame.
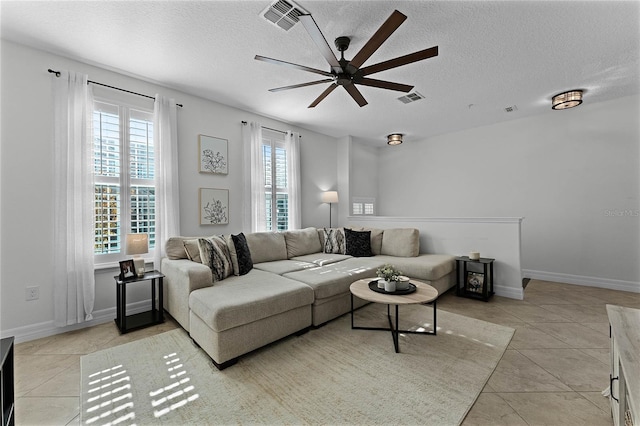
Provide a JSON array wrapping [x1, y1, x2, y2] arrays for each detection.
[[377, 279, 387, 289], [384, 280, 396, 292], [396, 277, 410, 291]]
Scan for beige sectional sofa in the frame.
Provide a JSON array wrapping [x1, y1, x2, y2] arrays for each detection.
[[161, 227, 456, 369]]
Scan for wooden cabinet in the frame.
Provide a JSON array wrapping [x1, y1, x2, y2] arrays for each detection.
[[1, 337, 14, 426], [607, 305, 639, 426]]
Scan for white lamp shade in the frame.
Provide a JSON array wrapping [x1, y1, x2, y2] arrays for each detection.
[[125, 233, 149, 256], [321, 191, 339, 203]]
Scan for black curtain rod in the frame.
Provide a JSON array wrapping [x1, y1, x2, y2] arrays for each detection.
[[48, 69, 183, 108], [241, 121, 301, 137]]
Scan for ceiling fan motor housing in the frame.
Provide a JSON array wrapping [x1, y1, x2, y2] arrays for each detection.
[[334, 36, 351, 52]]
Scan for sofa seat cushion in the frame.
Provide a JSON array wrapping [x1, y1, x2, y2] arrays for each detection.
[[290, 253, 352, 266], [189, 269, 314, 333], [253, 259, 317, 275], [283, 257, 384, 300], [373, 254, 455, 281]]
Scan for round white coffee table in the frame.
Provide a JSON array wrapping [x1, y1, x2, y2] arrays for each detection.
[[349, 278, 439, 353]]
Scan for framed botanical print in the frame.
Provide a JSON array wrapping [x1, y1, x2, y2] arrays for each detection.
[[199, 134, 228, 174], [199, 188, 229, 225]]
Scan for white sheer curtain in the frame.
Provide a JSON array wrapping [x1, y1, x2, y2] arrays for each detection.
[[153, 95, 181, 269], [52, 70, 95, 326], [242, 122, 266, 232], [286, 131, 302, 229]]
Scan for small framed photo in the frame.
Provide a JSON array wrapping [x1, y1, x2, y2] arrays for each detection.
[[199, 188, 229, 225], [466, 271, 484, 293], [119, 259, 136, 281], [199, 134, 228, 174]]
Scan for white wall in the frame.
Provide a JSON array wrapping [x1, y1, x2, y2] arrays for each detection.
[[374, 95, 640, 291], [349, 139, 379, 209], [0, 40, 338, 340], [347, 216, 524, 300]]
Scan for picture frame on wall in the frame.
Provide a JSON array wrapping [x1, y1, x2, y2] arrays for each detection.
[[198, 134, 228, 174], [199, 188, 229, 225], [466, 271, 484, 293], [119, 259, 136, 281]]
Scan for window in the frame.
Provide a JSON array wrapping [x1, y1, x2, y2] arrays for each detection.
[[352, 197, 376, 216], [93, 100, 155, 263], [262, 130, 289, 231]]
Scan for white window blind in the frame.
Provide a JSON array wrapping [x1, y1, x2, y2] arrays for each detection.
[[262, 129, 289, 231], [93, 100, 155, 263], [352, 197, 376, 216]]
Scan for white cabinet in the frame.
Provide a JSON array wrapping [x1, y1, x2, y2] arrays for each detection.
[[607, 305, 639, 426]]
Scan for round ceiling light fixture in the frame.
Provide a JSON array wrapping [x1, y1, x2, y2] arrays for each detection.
[[387, 133, 403, 145], [552, 90, 583, 110]]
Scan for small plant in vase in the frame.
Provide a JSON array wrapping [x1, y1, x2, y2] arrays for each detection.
[[376, 264, 402, 292]]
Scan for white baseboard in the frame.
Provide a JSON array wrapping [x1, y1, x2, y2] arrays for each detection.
[[1, 299, 155, 343], [494, 285, 524, 300], [522, 269, 640, 294]]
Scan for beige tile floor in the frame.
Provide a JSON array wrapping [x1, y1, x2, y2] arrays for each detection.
[[12, 279, 640, 425]]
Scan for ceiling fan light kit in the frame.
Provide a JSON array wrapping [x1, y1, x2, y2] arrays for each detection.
[[552, 90, 583, 110], [387, 134, 403, 145], [255, 9, 439, 108]]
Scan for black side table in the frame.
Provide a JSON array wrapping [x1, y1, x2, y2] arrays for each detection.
[[455, 256, 495, 302], [114, 270, 165, 333]]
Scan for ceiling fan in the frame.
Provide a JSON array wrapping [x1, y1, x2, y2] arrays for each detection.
[[255, 9, 438, 108]]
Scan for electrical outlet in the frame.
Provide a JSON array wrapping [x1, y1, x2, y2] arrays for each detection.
[[26, 286, 39, 301]]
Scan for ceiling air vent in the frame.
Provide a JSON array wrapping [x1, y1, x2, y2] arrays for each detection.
[[504, 105, 518, 113], [397, 92, 425, 104], [261, 0, 308, 31]]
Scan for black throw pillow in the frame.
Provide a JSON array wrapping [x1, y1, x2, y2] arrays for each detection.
[[344, 228, 372, 257], [231, 232, 253, 275]]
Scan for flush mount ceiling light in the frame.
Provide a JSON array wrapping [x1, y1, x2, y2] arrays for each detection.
[[387, 133, 403, 145], [552, 90, 583, 110]]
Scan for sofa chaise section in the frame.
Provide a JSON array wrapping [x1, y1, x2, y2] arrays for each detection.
[[189, 269, 314, 368]]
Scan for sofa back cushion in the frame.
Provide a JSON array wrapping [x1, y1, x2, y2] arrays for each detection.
[[284, 227, 322, 258], [244, 231, 288, 263], [380, 228, 420, 257]]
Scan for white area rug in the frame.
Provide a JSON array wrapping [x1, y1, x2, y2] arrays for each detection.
[[81, 304, 513, 425]]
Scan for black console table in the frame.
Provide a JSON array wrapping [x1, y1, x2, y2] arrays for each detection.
[[455, 256, 495, 302], [1, 336, 14, 426], [114, 270, 165, 333]]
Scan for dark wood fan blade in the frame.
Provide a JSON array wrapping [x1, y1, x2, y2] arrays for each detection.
[[349, 10, 407, 69], [344, 84, 368, 107], [299, 15, 343, 74], [269, 79, 334, 92], [360, 46, 438, 76], [255, 55, 333, 77], [357, 78, 413, 92], [309, 83, 338, 108]]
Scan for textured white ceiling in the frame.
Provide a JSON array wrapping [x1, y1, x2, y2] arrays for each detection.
[[2, 1, 639, 145]]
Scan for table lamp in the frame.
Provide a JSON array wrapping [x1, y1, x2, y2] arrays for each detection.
[[126, 233, 148, 277]]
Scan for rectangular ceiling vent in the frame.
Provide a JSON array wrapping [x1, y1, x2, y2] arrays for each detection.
[[397, 92, 425, 104], [261, 0, 308, 31]]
